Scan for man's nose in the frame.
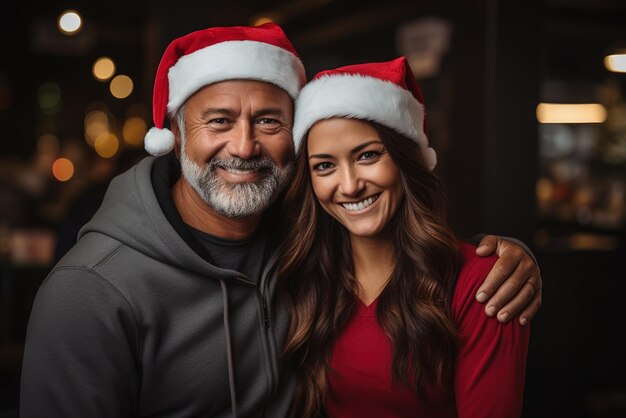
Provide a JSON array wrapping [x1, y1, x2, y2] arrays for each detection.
[[226, 122, 261, 159]]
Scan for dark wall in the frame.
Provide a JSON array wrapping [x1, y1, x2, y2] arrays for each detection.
[[1, 1, 625, 417]]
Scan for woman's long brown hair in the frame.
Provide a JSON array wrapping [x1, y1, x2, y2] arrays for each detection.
[[279, 121, 460, 417]]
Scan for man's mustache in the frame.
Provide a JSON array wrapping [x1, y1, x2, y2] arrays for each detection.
[[209, 157, 276, 171]]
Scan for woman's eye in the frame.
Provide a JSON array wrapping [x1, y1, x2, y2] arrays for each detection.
[[312, 162, 334, 172], [359, 150, 380, 160]]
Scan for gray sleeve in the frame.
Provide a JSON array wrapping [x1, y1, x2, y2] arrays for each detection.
[[466, 234, 538, 265], [20, 267, 140, 418]]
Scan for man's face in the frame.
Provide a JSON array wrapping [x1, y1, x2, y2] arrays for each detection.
[[176, 80, 295, 218]]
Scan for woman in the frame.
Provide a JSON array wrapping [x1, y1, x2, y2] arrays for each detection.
[[279, 57, 530, 417]]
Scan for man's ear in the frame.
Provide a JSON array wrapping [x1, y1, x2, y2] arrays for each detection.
[[170, 118, 182, 159]]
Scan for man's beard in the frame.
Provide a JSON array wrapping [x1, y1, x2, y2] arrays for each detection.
[[180, 140, 293, 218]]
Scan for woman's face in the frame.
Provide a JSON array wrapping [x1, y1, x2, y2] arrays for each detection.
[[307, 118, 404, 239]]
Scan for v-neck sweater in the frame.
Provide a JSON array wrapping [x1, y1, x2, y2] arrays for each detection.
[[326, 242, 530, 418]]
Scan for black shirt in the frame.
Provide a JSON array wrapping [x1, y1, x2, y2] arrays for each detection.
[[188, 223, 270, 284], [151, 154, 275, 284]]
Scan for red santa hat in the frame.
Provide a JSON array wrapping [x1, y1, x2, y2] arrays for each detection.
[[145, 23, 307, 156], [293, 56, 437, 171]]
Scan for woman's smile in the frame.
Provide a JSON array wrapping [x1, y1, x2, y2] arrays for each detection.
[[339, 193, 380, 212], [307, 118, 404, 239]]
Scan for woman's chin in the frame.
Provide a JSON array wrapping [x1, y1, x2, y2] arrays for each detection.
[[342, 223, 386, 240]]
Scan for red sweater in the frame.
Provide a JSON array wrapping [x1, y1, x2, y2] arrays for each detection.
[[326, 242, 530, 418]]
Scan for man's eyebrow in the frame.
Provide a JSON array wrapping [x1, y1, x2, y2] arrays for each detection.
[[200, 108, 237, 119], [199, 107, 289, 120], [253, 108, 289, 119]]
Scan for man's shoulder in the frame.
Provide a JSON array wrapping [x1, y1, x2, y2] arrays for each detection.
[[44, 230, 160, 313], [34, 233, 134, 318], [52, 230, 155, 292], [56, 231, 126, 272]]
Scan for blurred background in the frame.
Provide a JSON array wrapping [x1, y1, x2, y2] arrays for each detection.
[[1, 0, 625, 416]]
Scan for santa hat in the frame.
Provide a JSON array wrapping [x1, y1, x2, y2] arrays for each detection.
[[145, 23, 307, 156], [293, 56, 437, 171]]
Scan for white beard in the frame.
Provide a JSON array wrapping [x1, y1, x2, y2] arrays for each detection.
[[180, 139, 293, 218]]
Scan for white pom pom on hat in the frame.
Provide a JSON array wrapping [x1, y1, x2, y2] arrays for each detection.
[[293, 57, 437, 171], [144, 127, 175, 157], [144, 23, 306, 156]]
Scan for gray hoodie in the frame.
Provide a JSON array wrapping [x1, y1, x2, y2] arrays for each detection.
[[20, 156, 294, 418]]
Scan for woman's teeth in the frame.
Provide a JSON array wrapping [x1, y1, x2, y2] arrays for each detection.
[[341, 194, 379, 212]]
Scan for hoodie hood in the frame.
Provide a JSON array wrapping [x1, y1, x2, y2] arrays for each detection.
[[79, 156, 229, 278]]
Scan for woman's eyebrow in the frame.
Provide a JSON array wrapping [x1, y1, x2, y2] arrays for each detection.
[[350, 140, 384, 154], [309, 140, 384, 160], [308, 153, 334, 160]]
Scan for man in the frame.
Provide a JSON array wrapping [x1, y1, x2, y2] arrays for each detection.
[[21, 23, 541, 417]]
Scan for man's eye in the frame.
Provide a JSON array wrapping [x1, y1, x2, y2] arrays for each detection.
[[312, 162, 334, 172], [257, 118, 279, 125], [209, 118, 229, 124]]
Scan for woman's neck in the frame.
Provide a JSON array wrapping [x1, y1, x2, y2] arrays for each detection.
[[350, 233, 396, 306]]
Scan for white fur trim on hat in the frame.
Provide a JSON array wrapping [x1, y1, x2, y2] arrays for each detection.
[[144, 127, 175, 156], [293, 74, 437, 171], [167, 40, 306, 117]]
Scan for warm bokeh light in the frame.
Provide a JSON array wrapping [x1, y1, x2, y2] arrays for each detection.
[[536, 178, 554, 202], [122, 117, 148, 146], [93, 57, 116, 81], [110, 75, 133, 99], [58, 10, 82, 35], [94, 132, 120, 158], [253, 17, 274, 26], [52, 158, 74, 181], [604, 54, 626, 73], [536, 103, 607, 124], [84, 110, 109, 146]]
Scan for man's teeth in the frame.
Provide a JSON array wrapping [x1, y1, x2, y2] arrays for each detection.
[[341, 195, 378, 211], [224, 168, 256, 174]]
